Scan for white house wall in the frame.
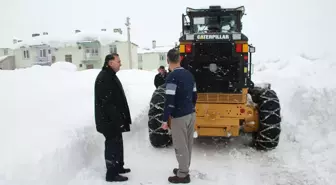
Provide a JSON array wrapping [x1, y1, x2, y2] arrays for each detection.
[[141, 53, 160, 71], [54, 46, 83, 69], [100, 45, 113, 67], [9, 42, 138, 70], [0, 48, 14, 56], [131, 44, 138, 70], [97, 42, 138, 70], [14, 47, 36, 68], [52, 42, 138, 70], [14, 46, 54, 68], [112, 42, 138, 70], [140, 52, 167, 71]]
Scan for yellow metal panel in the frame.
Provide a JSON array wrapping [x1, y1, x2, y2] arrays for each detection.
[[197, 127, 240, 137], [194, 101, 259, 136], [179, 45, 185, 53], [196, 88, 249, 104], [195, 103, 255, 119], [195, 117, 240, 127], [244, 67, 248, 73], [197, 93, 245, 104], [242, 44, 249, 53]]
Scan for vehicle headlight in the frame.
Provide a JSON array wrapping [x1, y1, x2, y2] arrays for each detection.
[[232, 33, 241, 40]]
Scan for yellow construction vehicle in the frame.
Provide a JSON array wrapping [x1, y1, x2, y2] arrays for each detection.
[[148, 5, 281, 151]]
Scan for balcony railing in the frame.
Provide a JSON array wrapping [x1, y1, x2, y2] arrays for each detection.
[[34, 56, 52, 66], [83, 53, 101, 61]]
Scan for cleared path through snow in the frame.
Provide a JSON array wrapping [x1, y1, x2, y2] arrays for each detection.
[[69, 109, 329, 185]]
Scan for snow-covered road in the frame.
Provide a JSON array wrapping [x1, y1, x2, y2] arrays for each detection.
[[68, 110, 334, 185], [1, 58, 335, 185]]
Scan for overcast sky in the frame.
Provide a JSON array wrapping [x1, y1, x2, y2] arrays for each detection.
[[0, 0, 335, 60]]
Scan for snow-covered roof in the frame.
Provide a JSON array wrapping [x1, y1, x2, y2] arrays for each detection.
[[138, 46, 175, 54], [12, 30, 128, 49], [0, 55, 11, 62]]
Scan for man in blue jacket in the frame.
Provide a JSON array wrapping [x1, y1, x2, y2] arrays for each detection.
[[161, 48, 197, 183]]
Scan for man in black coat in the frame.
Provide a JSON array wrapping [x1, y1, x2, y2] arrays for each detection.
[[94, 53, 132, 182], [154, 65, 167, 88]]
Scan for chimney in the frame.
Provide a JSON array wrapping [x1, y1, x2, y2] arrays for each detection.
[[101, 28, 106, 31], [32, 33, 40, 37], [13, 39, 18, 44], [75, 29, 81, 33], [43, 32, 48, 35], [18, 40, 23, 43], [113, 28, 122, 34], [152, 40, 156, 49]]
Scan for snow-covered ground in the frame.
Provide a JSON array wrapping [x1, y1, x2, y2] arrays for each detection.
[[0, 57, 335, 185]]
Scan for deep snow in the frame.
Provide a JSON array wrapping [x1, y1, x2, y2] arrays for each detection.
[[0, 57, 335, 184]]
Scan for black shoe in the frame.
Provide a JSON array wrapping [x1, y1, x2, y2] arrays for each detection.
[[106, 174, 128, 182], [173, 168, 178, 175], [119, 168, 131, 174], [168, 174, 190, 183]]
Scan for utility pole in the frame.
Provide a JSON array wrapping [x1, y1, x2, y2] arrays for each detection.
[[125, 17, 132, 69]]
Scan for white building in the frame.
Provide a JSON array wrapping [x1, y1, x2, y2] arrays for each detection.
[[12, 29, 138, 70], [0, 48, 14, 56], [0, 48, 15, 70], [138, 40, 175, 71]]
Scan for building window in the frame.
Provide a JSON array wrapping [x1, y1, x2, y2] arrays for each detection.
[[86, 64, 94, 69], [40, 49, 47, 57], [23, 50, 30, 59], [48, 49, 51, 54], [85, 48, 99, 56], [159, 54, 166, 61], [65, 55, 72, 63], [109, 45, 117, 54], [4, 49, 8, 55]]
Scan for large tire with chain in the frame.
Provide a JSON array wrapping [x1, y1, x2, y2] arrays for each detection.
[[148, 84, 172, 148], [249, 86, 281, 150]]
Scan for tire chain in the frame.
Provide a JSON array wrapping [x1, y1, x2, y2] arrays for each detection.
[[148, 87, 171, 136], [255, 89, 281, 150]]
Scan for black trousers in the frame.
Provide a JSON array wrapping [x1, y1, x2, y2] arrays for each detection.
[[104, 133, 124, 177]]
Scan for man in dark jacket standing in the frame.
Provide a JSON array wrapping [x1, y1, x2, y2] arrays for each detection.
[[154, 65, 167, 88], [94, 53, 132, 182]]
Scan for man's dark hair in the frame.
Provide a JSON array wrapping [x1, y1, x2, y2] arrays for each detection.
[[103, 53, 119, 67], [167, 48, 180, 63], [159, 65, 165, 69]]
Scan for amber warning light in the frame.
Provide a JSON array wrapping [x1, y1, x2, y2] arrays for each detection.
[[179, 44, 192, 53]]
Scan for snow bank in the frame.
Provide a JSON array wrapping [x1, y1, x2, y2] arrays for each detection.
[[0, 66, 156, 185], [51, 61, 78, 71], [253, 56, 336, 184], [2, 53, 335, 184]]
